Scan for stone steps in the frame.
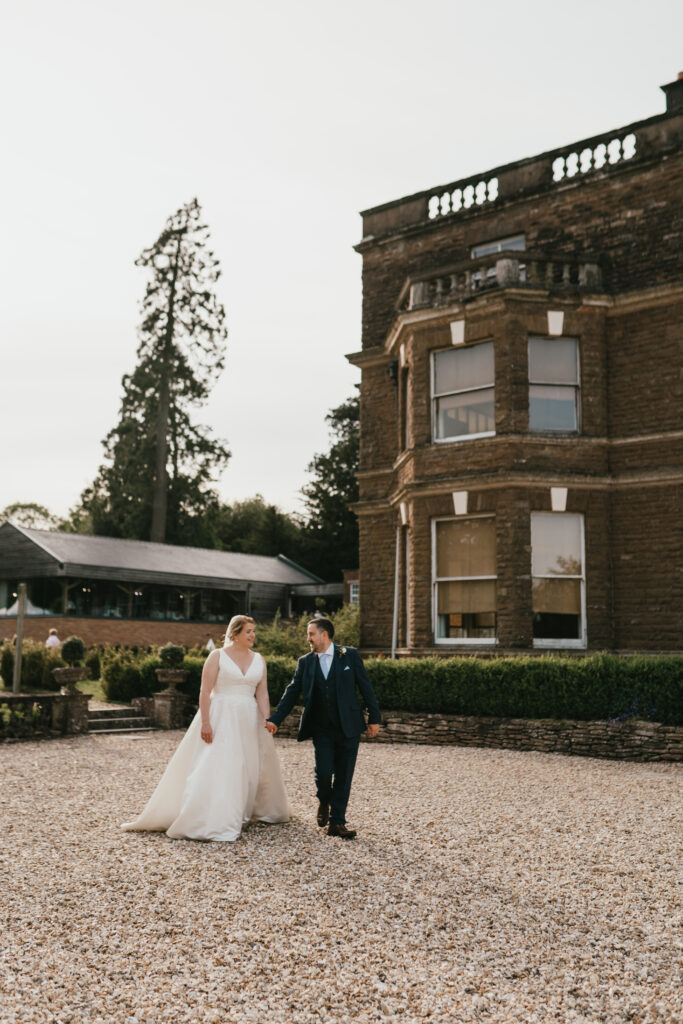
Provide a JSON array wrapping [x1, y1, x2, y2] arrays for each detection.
[[88, 705, 157, 735]]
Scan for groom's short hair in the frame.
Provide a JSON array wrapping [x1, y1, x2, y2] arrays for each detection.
[[310, 617, 334, 639]]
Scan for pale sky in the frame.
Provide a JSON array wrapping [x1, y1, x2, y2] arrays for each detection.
[[2, 0, 681, 519]]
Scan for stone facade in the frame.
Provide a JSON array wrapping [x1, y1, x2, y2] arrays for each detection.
[[274, 710, 683, 762], [349, 76, 683, 655]]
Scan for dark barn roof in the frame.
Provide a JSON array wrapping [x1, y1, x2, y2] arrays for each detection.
[[0, 522, 323, 591]]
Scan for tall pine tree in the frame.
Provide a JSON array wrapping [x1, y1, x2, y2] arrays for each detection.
[[74, 199, 229, 545]]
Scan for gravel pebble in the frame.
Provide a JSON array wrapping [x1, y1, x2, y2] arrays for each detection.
[[1, 734, 681, 1023]]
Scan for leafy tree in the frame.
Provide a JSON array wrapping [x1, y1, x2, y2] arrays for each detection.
[[207, 495, 306, 559], [73, 199, 229, 544], [301, 394, 359, 581], [1, 502, 61, 530]]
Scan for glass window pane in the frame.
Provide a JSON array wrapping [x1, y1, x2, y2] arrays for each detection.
[[436, 518, 496, 577], [437, 579, 497, 613], [531, 513, 582, 576], [532, 577, 581, 614], [533, 611, 581, 640], [529, 384, 577, 431], [529, 338, 578, 384], [472, 235, 525, 258], [436, 388, 494, 438], [434, 342, 494, 394]]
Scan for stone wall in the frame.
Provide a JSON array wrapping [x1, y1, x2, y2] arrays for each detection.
[[274, 709, 683, 762], [0, 691, 90, 741]]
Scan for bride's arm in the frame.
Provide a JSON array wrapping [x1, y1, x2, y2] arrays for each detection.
[[199, 650, 220, 743], [255, 659, 271, 721]]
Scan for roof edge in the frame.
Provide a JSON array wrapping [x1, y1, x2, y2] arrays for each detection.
[[276, 553, 325, 584]]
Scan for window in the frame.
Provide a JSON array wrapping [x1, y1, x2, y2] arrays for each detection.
[[471, 234, 526, 258], [531, 513, 585, 646], [432, 342, 495, 441], [433, 516, 497, 643], [471, 236, 526, 288], [528, 337, 580, 432], [349, 582, 360, 606]]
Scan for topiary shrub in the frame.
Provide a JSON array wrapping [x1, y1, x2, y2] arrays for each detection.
[[159, 643, 184, 669], [61, 636, 86, 667]]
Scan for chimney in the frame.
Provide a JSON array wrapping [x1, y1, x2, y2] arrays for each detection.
[[661, 72, 683, 113]]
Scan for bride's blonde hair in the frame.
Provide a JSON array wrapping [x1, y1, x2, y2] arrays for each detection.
[[224, 615, 255, 645]]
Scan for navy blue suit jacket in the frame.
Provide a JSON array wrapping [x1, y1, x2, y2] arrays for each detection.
[[268, 645, 381, 741]]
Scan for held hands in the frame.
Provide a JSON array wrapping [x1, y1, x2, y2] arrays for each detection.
[[200, 724, 213, 744], [367, 723, 380, 739], [265, 721, 278, 735]]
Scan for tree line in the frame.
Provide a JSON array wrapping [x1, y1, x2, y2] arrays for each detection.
[[4, 199, 358, 582]]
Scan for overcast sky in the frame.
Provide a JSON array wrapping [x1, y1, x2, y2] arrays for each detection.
[[2, 0, 681, 521]]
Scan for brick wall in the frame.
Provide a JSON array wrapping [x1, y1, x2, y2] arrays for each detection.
[[352, 106, 682, 655], [0, 616, 224, 649]]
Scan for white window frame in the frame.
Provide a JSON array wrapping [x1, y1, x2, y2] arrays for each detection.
[[431, 343, 496, 444], [528, 335, 581, 434], [531, 512, 587, 650], [404, 529, 411, 648], [349, 582, 359, 606], [432, 514, 498, 646]]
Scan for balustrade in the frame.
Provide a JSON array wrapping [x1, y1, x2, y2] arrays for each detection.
[[428, 176, 499, 221], [422, 130, 638, 226], [552, 133, 636, 182], [404, 252, 602, 311]]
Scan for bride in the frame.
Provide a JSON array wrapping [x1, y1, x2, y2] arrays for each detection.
[[122, 615, 290, 841]]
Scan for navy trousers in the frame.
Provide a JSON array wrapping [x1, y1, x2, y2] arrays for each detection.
[[312, 728, 361, 826]]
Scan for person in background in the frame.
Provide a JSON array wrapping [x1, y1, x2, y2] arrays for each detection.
[[45, 629, 60, 650], [204, 634, 216, 652]]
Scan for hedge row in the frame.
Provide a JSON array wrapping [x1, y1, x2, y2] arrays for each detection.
[[101, 651, 683, 726], [361, 654, 682, 726]]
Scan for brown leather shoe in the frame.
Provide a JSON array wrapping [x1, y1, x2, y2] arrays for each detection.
[[317, 801, 330, 828], [327, 823, 357, 839]]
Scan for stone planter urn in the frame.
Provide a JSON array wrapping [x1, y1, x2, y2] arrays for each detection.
[[52, 666, 89, 695], [153, 669, 188, 730], [154, 668, 187, 693]]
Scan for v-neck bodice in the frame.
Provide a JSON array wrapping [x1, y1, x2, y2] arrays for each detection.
[[214, 649, 262, 695]]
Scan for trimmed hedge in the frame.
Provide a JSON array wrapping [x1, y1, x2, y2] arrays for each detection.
[[98, 650, 682, 726], [364, 654, 682, 726], [102, 653, 205, 704]]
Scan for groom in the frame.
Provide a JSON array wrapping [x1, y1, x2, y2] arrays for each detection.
[[265, 617, 381, 839]]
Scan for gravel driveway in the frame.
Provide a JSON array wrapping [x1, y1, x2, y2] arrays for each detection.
[[1, 733, 681, 1023]]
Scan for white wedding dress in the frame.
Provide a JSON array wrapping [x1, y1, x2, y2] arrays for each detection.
[[122, 650, 290, 841]]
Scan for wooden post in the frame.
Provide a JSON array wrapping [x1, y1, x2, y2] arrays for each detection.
[[12, 583, 26, 693]]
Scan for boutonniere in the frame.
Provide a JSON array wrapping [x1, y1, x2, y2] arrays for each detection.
[[336, 647, 347, 657]]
